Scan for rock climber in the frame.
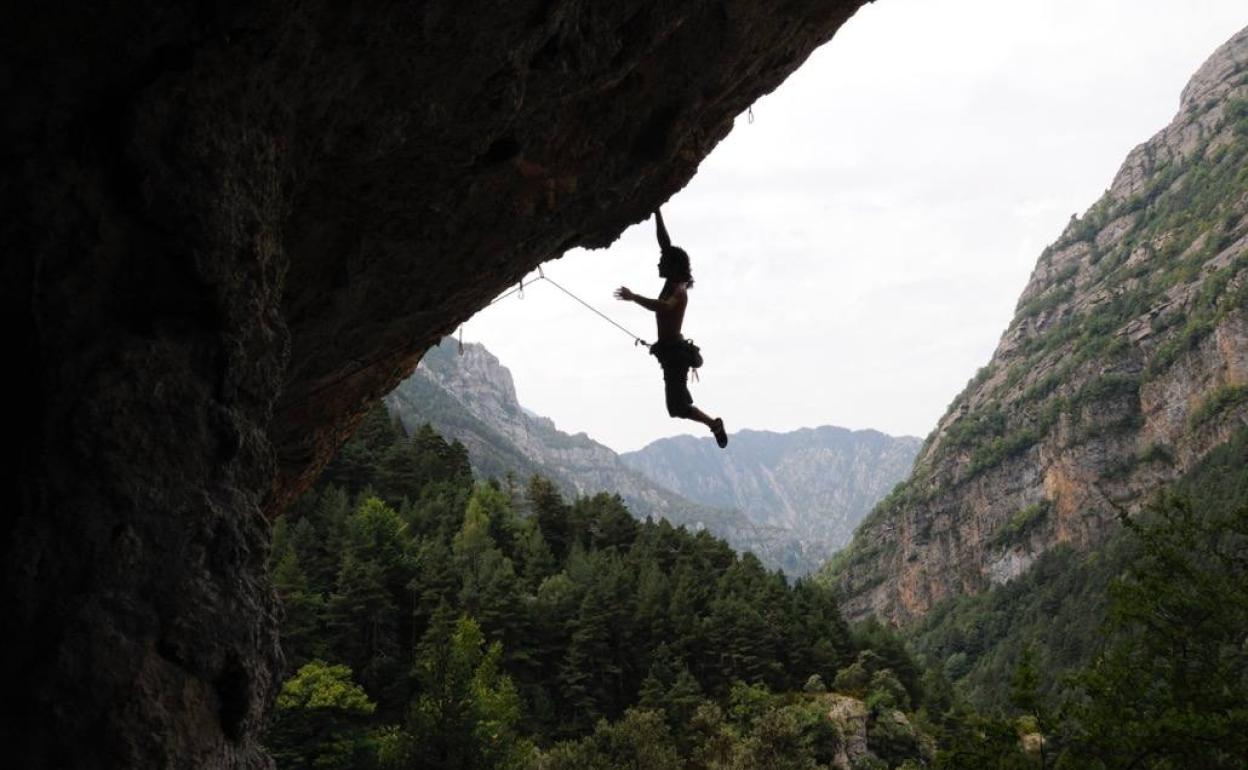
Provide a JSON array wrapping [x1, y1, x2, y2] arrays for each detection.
[[615, 209, 729, 448]]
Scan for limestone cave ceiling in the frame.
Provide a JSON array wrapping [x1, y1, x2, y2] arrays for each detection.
[[3, 1, 871, 765], [7, 0, 869, 509]]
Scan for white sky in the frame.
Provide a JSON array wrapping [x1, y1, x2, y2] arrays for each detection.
[[463, 0, 1247, 453]]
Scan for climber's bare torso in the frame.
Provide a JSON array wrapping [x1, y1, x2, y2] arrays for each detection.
[[612, 279, 686, 339], [654, 280, 688, 342]]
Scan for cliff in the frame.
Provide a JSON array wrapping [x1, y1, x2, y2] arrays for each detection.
[[1, 1, 868, 766], [832, 27, 1248, 624]]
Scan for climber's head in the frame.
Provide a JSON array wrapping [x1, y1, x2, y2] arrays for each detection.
[[658, 246, 693, 287]]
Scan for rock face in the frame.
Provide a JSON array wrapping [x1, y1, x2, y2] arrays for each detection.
[[1, 1, 867, 767], [827, 695, 872, 770], [832, 27, 1248, 624], [622, 427, 921, 574], [386, 338, 753, 538]]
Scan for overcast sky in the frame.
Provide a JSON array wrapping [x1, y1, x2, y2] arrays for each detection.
[[463, 0, 1246, 454]]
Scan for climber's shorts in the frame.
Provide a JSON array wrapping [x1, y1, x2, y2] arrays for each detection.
[[651, 339, 695, 418]]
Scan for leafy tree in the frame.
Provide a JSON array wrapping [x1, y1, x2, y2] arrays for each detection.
[[1057, 495, 1248, 768], [268, 660, 378, 770], [729, 702, 833, 770], [537, 709, 682, 770]]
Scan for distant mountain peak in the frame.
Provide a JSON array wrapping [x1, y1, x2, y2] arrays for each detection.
[[389, 338, 918, 575], [622, 426, 921, 571]]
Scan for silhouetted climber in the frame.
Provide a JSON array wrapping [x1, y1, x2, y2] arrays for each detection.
[[615, 210, 729, 448]]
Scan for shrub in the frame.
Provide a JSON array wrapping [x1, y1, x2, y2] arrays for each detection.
[[1188, 384, 1248, 428]]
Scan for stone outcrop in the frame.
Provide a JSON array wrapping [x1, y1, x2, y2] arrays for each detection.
[[832, 26, 1248, 624], [827, 695, 872, 770], [1, 1, 867, 766], [622, 427, 921, 574]]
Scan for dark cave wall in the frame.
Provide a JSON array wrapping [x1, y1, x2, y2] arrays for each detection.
[[2, 0, 867, 766]]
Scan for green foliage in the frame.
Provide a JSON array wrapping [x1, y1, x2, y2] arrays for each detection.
[[914, 424, 1248, 769], [399, 613, 534, 770], [269, 406, 891, 767], [1017, 283, 1075, 320], [990, 501, 1051, 549], [866, 708, 925, 768], [1228, 97, 1248, 136], [1147, 314, 1216, 377], [865, 669, 910, 712], [268, 661, 378, 770], [1056, 494, 1248, 768], [911, 543, 1114, 711], [1187, 383, 1248, 428], [933, 371, 1143, 484], [729, 700, 842, 770], [929, 708, 1034, 770], [536, 709, 682, 770], [277, 660, 377, 714], [832, 651, 877, 699], [967, 427, 1040, 478], [943, 403, 1006, 452]]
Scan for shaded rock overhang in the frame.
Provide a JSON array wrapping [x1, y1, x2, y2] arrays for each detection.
[[2, 0, 868, 766]]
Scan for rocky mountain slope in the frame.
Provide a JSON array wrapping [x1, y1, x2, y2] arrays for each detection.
[[387, 339, 917, 575], [622, 427, 920, 571], [831, 26, 1248, 624], [386, 339, 756, 538]]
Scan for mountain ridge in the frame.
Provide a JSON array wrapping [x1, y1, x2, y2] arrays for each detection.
[[387, 338, 919, 574], [830, 25, 1248, 624], [385, 339, 768, 554], [623, 425, 921, 569]]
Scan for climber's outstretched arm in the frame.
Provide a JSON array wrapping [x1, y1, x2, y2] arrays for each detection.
[[655, 209, 671, 251], [615, 285, 683, 313]]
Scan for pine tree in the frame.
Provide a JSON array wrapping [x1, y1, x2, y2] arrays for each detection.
[[326, 552, 401, 709], [406, 611, 532, 770], [528, 475, 573, 560], [518, 522, 557, 593], [271, 545, 325, 671]]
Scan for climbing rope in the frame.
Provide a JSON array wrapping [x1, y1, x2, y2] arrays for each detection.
[[478, 267, 651, 349]]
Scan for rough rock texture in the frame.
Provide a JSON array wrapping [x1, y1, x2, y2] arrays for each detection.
[[622, 427, 921, 574], [831, 27, 1248, 624], [386, 338, 753, 537], [1, 1, 867, 766], [827, 694, 872, 770]]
